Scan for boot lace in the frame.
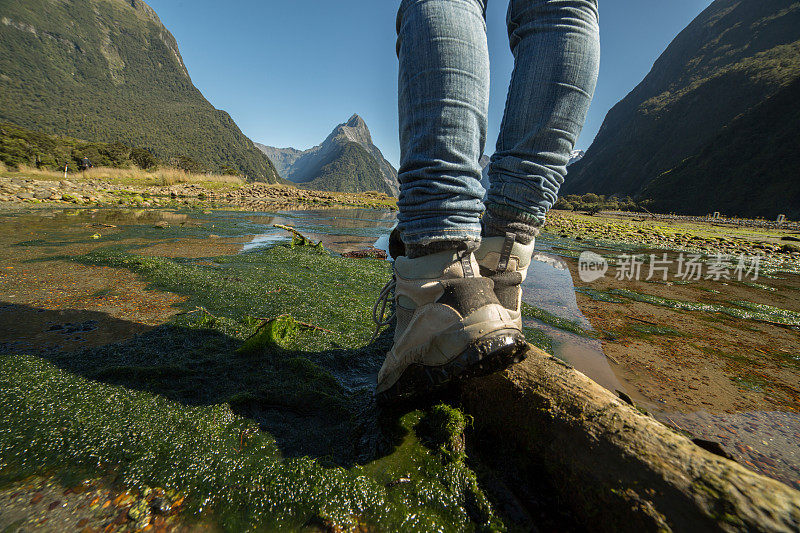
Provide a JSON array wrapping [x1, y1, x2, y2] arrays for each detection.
[[371, 274, 396, 342]]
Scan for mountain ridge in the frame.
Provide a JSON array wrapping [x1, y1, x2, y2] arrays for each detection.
[[257, 115, 399, 196]]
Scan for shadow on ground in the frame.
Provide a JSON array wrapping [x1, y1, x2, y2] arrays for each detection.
[[0, 301, 405, 467]]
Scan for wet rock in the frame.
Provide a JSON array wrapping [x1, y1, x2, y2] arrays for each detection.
[[61, 193, 80, 203], [128, 498, 151, 527], [780, 243, 800, 254], [154, 221, 169, 229], [16, 192, 34, 200]]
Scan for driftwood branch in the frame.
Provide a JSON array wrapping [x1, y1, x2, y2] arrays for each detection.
[[273, 224, 322, 247], [461, 345, 800, 532]]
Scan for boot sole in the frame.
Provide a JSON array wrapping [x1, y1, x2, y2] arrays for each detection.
[[376, 329, 528, 405]]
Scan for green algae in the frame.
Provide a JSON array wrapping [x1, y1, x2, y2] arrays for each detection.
[[416, 403, 470, 461], [728, 300, 800, 325], [599, 288, 800, 326], [575, 287, 626, 304], [0, 353, 491, 530], [630, 324, 683, 336], [521, 302, 593, 336], [0, 243, 512, 530], [740, 281, 777, 292], [731, 375, 767, 393], [237, 315, 299, 355], [775, 351, 800, 369], [522, 326, 555, 355]]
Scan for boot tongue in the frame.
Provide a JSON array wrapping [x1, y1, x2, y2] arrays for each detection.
[[476, 236, 536, 272]]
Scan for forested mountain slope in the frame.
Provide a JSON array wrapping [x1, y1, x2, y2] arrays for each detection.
[[0, 0, 278, 180], [564, 0, 800, 217]]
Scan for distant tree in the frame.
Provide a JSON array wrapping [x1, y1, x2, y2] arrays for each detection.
[[219, 165, 240, 176], [582, 193, 601, 204], [130, 147, 157, 169], [103, 142, 130, 167], [173, 155, 206, 174], [553, 197, 574, 210]]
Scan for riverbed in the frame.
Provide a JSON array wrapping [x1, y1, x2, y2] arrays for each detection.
[[0, 206, 797, 530]]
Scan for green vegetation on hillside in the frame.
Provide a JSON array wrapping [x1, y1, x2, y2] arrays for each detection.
[[643, 75, 800, 219], [565, 0, 800, 218], [303, 142, 394, 196], [0, 0, 278, 181], [1, 121, 162, 171], [554, 193, 642, 214]]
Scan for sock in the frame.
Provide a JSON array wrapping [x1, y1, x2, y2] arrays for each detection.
[[482, 206, 540, 245]]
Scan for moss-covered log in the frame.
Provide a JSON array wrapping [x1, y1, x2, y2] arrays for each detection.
[[461, 346, 800, 532]]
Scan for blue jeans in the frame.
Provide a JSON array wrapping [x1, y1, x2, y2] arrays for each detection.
[[396, 0, 600, 246]]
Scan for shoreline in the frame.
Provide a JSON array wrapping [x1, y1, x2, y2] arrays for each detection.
[[0, 175, 398, 212]]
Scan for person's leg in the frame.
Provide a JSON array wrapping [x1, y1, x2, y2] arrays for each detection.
[[475, 0, 599, 329], [376, 0, 526, 402], [396, 0, 490, 257], [484, 0, 600, 243]]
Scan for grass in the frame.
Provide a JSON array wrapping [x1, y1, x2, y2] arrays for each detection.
[[2, 165, 245, 190]]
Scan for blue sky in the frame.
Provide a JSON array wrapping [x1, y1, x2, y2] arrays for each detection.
[[147, 0, 713, 167]]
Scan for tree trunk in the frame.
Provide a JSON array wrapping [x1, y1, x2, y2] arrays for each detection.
[[460, 346, 800, 532]]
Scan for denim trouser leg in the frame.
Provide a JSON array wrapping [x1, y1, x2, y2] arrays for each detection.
[[396, 0, 489, 247], [396, 0, 599, 245], [486, 0, 600, 227]]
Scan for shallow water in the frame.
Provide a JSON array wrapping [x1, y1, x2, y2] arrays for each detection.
[[1, 206, 798, 493], [0, 207, 515, 530]]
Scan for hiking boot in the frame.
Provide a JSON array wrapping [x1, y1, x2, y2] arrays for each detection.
[[374, 249, 527, 403], [473, 232, 536, 330]]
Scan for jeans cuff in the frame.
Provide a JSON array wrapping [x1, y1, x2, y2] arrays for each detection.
[[484, 202, 546, 227], [399, 227, 482, 248]]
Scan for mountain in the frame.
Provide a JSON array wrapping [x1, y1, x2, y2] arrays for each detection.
[[564, 0, 800, 217], [256, 115, 399, 196], [641, 75, 800, 219], [567, 150, 585, 166], [0, 0, 278, 181]]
